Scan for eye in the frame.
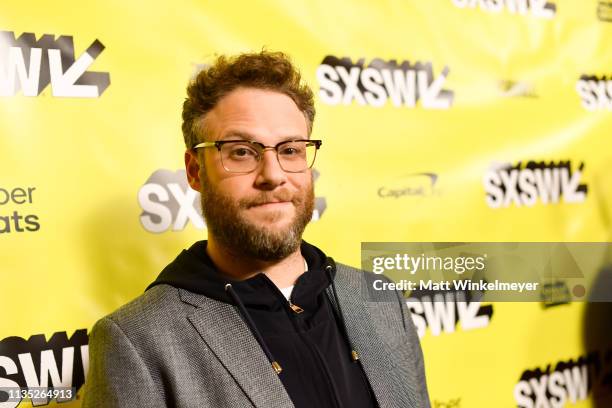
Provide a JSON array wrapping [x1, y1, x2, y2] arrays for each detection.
[[227, 145, 258, 159], [279, 144, 305, 156], [234, 148, 252, 156], [280, 147, 297, 155]]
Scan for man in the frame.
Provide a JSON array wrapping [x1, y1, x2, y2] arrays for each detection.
[[82, 51, 429, 408]]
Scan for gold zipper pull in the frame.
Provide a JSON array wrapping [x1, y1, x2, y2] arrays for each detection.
[[271, 361, 283, 374], [288, 300, 304, 314]]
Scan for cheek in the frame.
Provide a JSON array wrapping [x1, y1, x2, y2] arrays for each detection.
[[202, 154, 223, 183], [203, 154, 253, 191], [215, 175, 256, 199], [289, 174, 313, 192]]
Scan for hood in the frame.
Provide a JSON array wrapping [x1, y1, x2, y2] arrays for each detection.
[[146, 240, 336, 311]]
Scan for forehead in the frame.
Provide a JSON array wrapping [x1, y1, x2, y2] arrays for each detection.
[[202, 87, 308, 142]]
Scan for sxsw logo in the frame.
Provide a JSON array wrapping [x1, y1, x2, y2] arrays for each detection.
[[316, 56, 453, 109], [514, 354, 594, 407], [406, 289, 493, 338], [451, 0, 556, 18], [138, 169, 204, 234], [576, 74, 612, 110], [138, 169, 327, 233], [0, 31, 110, 98], [0, 330, 88, 406], [483, 160, 588, 208]]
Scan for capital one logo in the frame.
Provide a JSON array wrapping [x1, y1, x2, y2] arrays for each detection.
[[0, 31, 110, 98], [138, 169, 327, 233]]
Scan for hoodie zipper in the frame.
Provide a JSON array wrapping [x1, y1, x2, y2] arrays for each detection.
[[256, 275, 343, 408], [229, 267, 360, 408], [288, 300, 304, 314], [287, 291, 343, 408]]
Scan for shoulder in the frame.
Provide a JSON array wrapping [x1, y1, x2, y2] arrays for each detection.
[[332, 262, 412, 334], [334, 262, 401, 303], [91, 284, 190, 342]]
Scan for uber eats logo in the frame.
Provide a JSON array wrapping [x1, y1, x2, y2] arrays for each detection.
[[0, 186, 40, 234], [451, 0, 556, 18], [0, 31, 110, 98], [483, 160, 588, 208], [0, 330, 88, 406], [138, 169, 327, 233], [316, 56, 453, 109]]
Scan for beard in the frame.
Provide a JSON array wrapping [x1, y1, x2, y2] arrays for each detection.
[[199, 173, 315, 262]]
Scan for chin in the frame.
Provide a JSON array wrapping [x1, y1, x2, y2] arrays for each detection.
[[248, 211, 297, 230], [255, 216, 294, 230], [246, 207, 295, 223]]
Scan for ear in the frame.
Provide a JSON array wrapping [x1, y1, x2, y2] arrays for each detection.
[[185, 149, 202, 191]]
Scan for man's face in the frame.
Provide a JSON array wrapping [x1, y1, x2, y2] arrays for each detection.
[[185, 87, 315, 261]]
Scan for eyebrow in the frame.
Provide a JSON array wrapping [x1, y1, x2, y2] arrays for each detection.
[[220, 131, 308, 142], [219, 131, 252, 141]]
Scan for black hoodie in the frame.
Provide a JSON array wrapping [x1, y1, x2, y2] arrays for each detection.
[[147, 240, 378, 408]]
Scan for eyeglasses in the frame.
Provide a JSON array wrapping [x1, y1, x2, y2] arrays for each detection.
[[192, 139, 322, 174]]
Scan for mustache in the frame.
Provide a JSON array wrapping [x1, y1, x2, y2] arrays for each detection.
[[240, 190, 301, 208]]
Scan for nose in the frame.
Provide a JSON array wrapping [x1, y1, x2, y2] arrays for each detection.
[[254, 149, 287, 190]]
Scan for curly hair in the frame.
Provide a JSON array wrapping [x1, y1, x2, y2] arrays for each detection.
[[181, 50, 315, 149]]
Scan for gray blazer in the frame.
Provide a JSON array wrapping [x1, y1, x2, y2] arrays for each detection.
[[82, 263, 430, 407]]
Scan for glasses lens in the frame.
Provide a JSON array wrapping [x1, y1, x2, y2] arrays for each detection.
[[220, 142, 259, 173], [278, 141, 317, 172]]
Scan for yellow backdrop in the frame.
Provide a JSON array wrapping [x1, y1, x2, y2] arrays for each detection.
[[1, 1, 611, 407]]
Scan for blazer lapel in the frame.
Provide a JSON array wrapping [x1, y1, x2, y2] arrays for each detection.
[[180, 289, 294, 408], [326, 270, 421, 408]]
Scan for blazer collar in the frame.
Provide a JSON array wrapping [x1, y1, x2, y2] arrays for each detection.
[[181, 289, 294, 408], [325, 267, 421, 408]]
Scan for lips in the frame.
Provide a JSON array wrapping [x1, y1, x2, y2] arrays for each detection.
[[250, 201, 292, 208], [244, 192, 295, 209]]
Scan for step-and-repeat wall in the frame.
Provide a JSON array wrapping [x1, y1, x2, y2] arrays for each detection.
[[2, 1, 611, 407]]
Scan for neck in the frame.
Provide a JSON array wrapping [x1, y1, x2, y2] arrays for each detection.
[[206, 236, 305, 289]]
